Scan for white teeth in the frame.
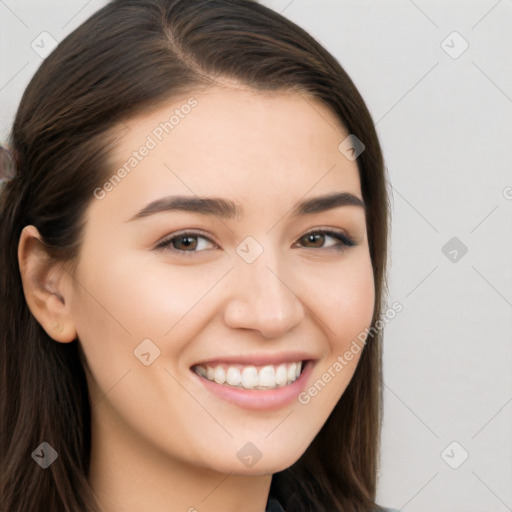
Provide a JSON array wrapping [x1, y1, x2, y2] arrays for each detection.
[[275, 364, 287, 386], [226, 366, 242, 386], [213, 366, 226, 385], [258, 365, 275, 387], [194, 361, 305, 390], [241, 366, 259, 389], [287, 362, 297, 382]]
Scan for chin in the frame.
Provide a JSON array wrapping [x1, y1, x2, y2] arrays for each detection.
[[220, 444, 307, 476]]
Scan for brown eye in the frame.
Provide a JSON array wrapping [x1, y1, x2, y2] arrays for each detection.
[[297, 230, 356, 251], [171, 235, 199, 251], [301, 232, 325, 248], [156, 232, 217, 257]]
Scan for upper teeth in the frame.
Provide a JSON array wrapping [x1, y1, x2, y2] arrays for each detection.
[[193, 362, 303, 390]]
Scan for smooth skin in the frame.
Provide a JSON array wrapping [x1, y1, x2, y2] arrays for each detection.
[[18, 84, 375, 512]]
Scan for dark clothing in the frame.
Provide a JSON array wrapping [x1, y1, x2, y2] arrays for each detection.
[[265, 495, 399, 512], [265, 496, 285, 511]]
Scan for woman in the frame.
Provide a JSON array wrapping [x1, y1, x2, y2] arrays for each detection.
[[0, 1, 397, 510]]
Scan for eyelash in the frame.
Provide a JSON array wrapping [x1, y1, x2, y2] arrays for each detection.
[[155, 229, 356, 258]]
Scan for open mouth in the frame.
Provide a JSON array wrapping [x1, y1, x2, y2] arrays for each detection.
[[192, 361, 306, 390]]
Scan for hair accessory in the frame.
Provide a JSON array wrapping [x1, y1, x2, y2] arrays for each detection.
[[0, 144, 16, 187]]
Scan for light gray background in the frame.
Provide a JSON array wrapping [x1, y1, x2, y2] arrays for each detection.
[[1, 1, 511, 511]]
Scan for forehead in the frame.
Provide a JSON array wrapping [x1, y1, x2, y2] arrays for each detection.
[[101, 85, 362, 217]]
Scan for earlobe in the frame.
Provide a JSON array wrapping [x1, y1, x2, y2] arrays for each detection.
[[17, 225, 77, 343]]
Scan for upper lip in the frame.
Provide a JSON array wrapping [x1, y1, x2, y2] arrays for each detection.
[[191, 352, 315, 368]]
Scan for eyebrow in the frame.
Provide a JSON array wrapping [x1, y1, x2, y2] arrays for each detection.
[[126, 191, 365, 222]]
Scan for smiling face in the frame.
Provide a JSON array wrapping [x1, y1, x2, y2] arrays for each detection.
[[69, 85, 375, 481]]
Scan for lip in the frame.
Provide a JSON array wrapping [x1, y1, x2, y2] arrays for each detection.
[[191, 359, 314, 411], [190, 352, 314, 367]]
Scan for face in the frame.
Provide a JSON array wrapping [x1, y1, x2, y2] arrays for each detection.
[[69, 85, 375, 476]]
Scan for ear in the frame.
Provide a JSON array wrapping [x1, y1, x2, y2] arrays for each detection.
[[18, 225, 77, 343]]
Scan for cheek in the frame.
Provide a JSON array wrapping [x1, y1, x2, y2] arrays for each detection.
[[68, 252, 213, 445], [336, 258, 375, 343], [72, 250, 213, 336], [306, 251, 376, 347], [301, 251, 375, 394], [69, 250, 226, 384]]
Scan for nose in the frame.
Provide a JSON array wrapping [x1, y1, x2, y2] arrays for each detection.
[[223, 252, 305, 339]]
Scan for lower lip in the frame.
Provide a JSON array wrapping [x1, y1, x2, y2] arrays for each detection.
[[191, 361, 313, 411]]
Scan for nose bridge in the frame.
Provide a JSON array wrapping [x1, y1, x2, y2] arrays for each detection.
[[223, 239, 304, 337]]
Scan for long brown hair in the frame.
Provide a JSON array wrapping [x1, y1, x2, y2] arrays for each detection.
[[0, 1, 390, 510]]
